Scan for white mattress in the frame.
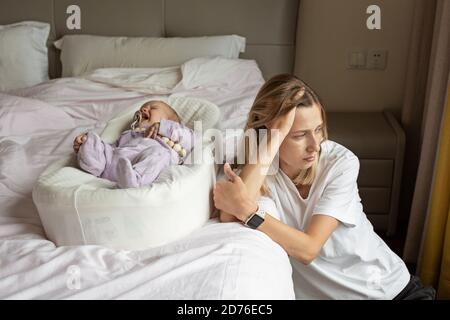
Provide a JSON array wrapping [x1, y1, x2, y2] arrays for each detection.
[[0, 57, 295, 299]]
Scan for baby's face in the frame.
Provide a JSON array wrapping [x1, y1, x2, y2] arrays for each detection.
[[138, 101, 178, 124]]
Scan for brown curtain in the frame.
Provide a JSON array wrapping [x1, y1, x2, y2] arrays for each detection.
[[403, 0, 450, 266]]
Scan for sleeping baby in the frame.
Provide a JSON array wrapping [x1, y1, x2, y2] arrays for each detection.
[[73, 100, 195, 188]]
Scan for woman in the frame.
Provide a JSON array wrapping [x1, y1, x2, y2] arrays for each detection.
[[213, 74, 435, 300]]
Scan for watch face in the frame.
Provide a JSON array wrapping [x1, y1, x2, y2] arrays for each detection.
[[247, 214, 264, 229]]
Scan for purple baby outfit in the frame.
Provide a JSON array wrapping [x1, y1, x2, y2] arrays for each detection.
[[77, 119, 195, 188]]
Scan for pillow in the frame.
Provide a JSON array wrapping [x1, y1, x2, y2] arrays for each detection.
[[0, 21, 50, 91], [84, 66, 182, 95], [54, 34, 246, 77], [179, 56, 265, 90]]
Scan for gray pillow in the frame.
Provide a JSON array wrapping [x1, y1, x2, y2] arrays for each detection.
[[54, 34, 246, 77]]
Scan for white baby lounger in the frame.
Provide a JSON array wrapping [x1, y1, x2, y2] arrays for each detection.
[[32, 96, 220, 250]]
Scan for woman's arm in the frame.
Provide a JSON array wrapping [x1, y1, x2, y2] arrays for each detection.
[[218, 132, 282, 222], [214, 167, 339, 264], [219, 109, 296, 222], [258, 213, 339, 264]]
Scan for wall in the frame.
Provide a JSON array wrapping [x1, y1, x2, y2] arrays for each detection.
[[294, 0, 416, 115]]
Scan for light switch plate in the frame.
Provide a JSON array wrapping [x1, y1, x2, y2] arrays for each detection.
[[347, 50, 367, 69]]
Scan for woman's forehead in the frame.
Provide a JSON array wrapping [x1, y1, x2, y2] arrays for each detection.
[[291, 104, 323, 132]]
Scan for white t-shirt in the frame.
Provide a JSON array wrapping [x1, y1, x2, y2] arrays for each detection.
[[261, 140, 410, 299]]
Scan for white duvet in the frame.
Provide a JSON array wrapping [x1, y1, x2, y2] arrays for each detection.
[[0, 57, 295, 299]]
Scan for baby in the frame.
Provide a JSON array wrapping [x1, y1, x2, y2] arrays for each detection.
[[73, 100, 195, 188]]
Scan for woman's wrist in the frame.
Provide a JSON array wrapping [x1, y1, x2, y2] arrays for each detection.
[[238, 199, 259, 222]]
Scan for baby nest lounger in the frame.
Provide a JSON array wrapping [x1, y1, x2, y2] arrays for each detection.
[[32, 96, 220, 250]]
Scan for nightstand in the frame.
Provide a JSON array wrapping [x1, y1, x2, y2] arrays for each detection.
[[326, 111, 405, 236]]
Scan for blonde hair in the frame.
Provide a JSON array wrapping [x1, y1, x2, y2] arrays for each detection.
[[242, 74, 328, 194]]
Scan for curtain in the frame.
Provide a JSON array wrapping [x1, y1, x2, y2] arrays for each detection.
[[403, 0, 450, 267], [399, 0, 437, 246], [418, 83, 450, 298]]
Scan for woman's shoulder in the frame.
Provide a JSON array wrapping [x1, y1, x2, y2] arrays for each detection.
[[320, 140, 360, 173]]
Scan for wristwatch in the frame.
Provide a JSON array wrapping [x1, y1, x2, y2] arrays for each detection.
[[244, 206, 266, 229]]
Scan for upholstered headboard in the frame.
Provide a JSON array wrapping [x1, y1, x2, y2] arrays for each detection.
[[0, 0, 299, 79]]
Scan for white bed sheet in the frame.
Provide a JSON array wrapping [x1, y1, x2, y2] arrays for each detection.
[[0, 58, 295, 299]]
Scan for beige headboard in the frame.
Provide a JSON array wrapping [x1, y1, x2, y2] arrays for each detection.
[[0, 0, 299, 79]]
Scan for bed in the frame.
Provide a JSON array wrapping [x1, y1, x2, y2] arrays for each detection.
[[0, 0, 299, 299]]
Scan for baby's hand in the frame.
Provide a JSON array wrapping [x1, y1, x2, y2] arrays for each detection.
[[73, 133, 87, 153], [145, 122, 160, 139]]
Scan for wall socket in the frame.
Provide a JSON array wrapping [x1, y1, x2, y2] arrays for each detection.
[[367, 49, 388, 70], [347, 49, 388, 70]]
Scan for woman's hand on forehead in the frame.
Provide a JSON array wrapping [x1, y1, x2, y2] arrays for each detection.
[[268, 107, 296, 137]]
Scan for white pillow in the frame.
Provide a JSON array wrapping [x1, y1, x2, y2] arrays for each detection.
[[54, 34, 246, 77], [0, 21, 50, 91], [180, 56, 265, 90], [85, 66, 182, 94]]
